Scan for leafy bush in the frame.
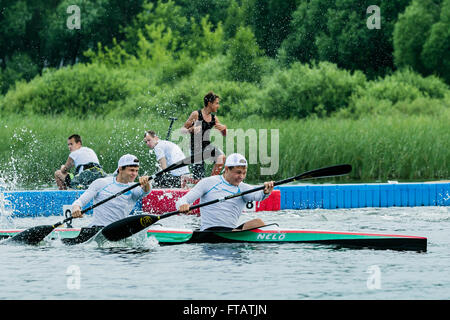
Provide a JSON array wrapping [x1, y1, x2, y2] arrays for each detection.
[[0, 53, 39, 94], [337, 68, 450, 118], [153, 54, 196, 85], [225, 26, 263, 83], [0, 63, 149, 117], [393, 0, 450, 83], [258, 61, 366, 118]]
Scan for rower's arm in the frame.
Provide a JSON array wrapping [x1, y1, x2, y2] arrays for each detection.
[[241, 182, 272, 203], [132, 176, 152, 199], [158, 157, 167, 170], [180, 111, 198, 134], [61, 157, 74, 173], [214, 116, 227, 135], [71, 179, 104, 215], [175, 178, 208, 209]]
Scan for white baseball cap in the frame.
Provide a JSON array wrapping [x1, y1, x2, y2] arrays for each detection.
[[225, 153, 248, 167], [115, 154, 140, 174]]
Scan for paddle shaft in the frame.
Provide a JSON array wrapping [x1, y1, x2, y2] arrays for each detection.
[[166, 117, 177, 140], [8, 151, 209, 245], [79, 151, 206, 215], [100, 164, 352, 241]]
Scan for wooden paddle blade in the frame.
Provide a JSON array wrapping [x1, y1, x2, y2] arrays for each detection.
[[101, 214, 160, 242], [7, 225, 55, 245]]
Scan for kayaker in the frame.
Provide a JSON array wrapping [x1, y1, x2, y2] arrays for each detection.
[[181, 91, 227, 181], [71, 154, 151, 227], [144, 130, 189, 188], [54, 134, 106, 190], [176, 153, 274, 231]]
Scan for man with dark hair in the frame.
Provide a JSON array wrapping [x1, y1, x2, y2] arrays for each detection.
[[176, 153, 274, 231], [54, 134, 105, 190], [71, 154, 151, 227], [181, 91, 227, 181], [144, 130, 189, 188]]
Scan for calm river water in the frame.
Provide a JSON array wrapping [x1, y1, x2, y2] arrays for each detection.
[[0, 206, 449, 300]]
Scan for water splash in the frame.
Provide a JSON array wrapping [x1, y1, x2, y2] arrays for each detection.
[[0, 192, 15, 228], [0, 127, 45, 189]]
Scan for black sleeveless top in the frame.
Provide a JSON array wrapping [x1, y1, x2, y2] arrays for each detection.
[[190, 109, 216, 153]]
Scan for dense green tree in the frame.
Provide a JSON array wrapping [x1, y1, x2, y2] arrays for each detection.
[[223, 0, 245, 39], [278, 0, 333, 64], [122, 0, 188, 56], [0, 0, 41, 67], [174, 0, 231, 28], [0, 0, 58, 91], [226, 26, 263, 82], [41, 0, 145, 67], [0, 0, 144, 93], [86, 0, 224, 68], [394, 0, 449, 83], [280, 0, 410, 78], [0, 53, 39, 94], [242, 0, 297, 57], [422, 0, 450, 83], [393, 0, 441, 75]]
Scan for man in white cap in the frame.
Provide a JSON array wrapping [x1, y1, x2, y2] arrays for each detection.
[[71, 154, 151, 227], [176, 153, 274, 231]]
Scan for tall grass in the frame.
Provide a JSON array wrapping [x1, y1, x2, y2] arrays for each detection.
[[0, 115, 174, 189], [0, 111, 449, 189], [225, 112, 449, 182]]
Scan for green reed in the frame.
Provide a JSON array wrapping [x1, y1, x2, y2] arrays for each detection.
[[0, 111, 449, 189]]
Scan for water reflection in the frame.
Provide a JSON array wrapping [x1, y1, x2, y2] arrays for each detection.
[[98, 246, 155, 256], [92, 231, 160, 257]]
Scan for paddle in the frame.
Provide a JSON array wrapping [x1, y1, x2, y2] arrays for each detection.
[[6, 152, 209, 245], [101, 164, 352, 242], [166, 117, 178, 140]]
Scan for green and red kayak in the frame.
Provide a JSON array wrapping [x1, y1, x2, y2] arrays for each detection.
[[0, 226, 427, 252]]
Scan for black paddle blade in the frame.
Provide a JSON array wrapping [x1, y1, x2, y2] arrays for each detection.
[[300, 164, 352, 180], [7, 225, 56, 245], [61, 227, 103, 245], [101, 214, 160, 242], [278, 164, 352, 185]]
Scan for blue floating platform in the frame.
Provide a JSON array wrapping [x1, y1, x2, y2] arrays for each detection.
[[1, 190, 142, 217], [277, 182, 450, 210], [1, 182, 449, 217]]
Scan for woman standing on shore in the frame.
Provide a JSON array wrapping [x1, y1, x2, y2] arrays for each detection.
[[181, 91, 227, 181]]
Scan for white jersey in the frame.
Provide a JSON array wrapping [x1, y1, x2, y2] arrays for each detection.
[[72, 176, 150, 227], [175, 175, 269, 231], [153, 140, 189, 176], [69, 147, 100, 172]]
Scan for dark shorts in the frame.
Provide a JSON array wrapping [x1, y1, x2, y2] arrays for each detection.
[[153, 172, 182, 188], [65, 166, 106, 190], [191, 144, 224, 179]]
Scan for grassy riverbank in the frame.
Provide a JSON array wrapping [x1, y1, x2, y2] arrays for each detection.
[[1, 112, 448, 189]]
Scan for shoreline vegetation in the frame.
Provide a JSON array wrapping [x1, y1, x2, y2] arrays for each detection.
[[0, 112, 448, 189], [0, 0, 449, 189]]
